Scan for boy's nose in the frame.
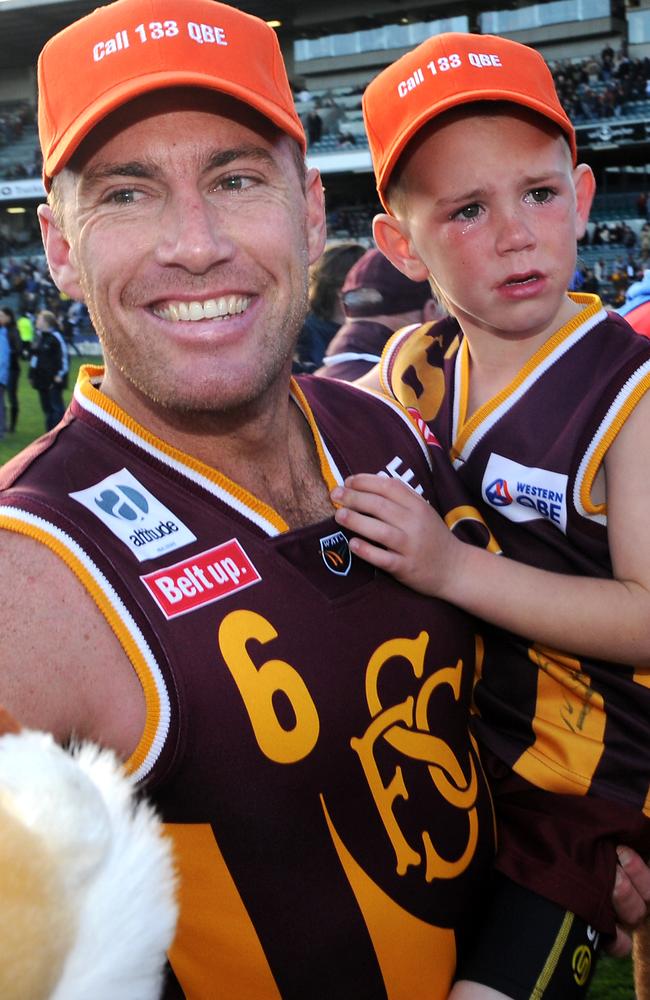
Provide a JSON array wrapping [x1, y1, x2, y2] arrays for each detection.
[[494, 208, 535, 255]]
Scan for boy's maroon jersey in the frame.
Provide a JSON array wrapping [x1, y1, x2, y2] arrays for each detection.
[[382, 294, 650, 814], [0, 368, 494, 1000]]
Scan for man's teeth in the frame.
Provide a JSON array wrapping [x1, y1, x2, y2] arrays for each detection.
[[154, 296, 250, 322]]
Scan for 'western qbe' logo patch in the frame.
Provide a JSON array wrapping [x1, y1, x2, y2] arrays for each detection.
[[320, 530, 352, 576], [70, 467, 196, 562], [482, 453, 568, 532]]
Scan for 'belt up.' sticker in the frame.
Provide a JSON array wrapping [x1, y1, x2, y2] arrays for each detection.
[[141, 539, 261, 618]]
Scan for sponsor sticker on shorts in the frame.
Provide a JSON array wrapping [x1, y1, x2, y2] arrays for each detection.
[[69, 468, 196, 562], [141, 539, 261, 618], [482, 453, 568, 532]]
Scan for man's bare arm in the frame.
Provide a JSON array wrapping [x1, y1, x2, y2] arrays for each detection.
[[0, 530, 144, 759]]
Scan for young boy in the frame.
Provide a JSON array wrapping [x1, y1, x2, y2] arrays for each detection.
[[332, 32, 650, 999]]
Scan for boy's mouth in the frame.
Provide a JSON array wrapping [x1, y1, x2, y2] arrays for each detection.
[[503, 272, 541, 287]]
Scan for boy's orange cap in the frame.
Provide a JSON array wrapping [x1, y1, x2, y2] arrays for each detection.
[[38, 0, 306, 191], [363, 32, 576, 211]]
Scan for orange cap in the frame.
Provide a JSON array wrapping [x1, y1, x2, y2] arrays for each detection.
[[38, 0, 306, 191], [363, 32, 576, 211]]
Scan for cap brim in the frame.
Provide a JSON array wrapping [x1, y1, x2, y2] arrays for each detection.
[[44, 70, 306, 188], [377, 89, 577, 208]]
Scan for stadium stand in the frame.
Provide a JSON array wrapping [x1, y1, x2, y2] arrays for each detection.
[[2, 0, 650, 309]]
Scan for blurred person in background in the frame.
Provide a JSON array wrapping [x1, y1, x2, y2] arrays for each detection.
[[28, 309, 69, 431], [293, 241, 365, 372], [316, 248, 442, 382], [0, 311, 8, 440], [0, 307, 23, 433], [618, 267, 650, 337]]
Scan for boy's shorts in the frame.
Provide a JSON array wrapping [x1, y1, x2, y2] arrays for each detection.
[[456, 872, 601, 999], [481, 747, 650, 935]]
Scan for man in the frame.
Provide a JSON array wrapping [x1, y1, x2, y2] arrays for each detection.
[[28, 308, 69, 430], [315, 247, 440, 381], [0, 1, 498, 996], [0, 4, 646, 996]]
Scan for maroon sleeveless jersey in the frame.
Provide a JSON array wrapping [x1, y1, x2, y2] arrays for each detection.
[[382, 294, 650, 819], [0, 367, 495, 1000]]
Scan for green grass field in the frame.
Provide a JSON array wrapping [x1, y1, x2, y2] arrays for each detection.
[[0, 354, 91, 466], [0, 356, 638, 997]]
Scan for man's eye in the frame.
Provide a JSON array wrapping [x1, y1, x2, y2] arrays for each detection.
[[107, 188, 140, 205], [217, 174, 255, 192]]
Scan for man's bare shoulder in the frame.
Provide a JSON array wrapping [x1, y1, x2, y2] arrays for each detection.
[[0, 530, 145, 759]]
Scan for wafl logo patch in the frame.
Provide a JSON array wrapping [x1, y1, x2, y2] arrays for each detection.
[[320, 530, 352, 576]]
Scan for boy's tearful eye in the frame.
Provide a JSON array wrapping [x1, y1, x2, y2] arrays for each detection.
[[527, 187, 555, 205], [452, 204, 482, 222]]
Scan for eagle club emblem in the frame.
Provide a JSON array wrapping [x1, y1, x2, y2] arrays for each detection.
[[319, 530, 352, 576]]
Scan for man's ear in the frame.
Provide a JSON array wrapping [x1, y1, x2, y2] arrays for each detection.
[[372, 213, 429, 283], [573, 163, 596, 242], [305, 167, 328, 266], [37, 204, 84, 301]]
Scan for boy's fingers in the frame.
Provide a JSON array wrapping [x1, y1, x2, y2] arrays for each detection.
[[612, 848, 650, 925], [334, 505, 404, 549], [347, 535, 400, 572], [603, 924, 632, 959], [341, 473, 418, 501], [332, 487, 400, 522]]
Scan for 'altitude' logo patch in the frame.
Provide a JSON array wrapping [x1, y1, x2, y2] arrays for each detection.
[[69, 468, 196, 562]]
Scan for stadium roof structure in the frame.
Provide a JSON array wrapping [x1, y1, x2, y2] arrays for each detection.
[[0, 0, 548, 70]]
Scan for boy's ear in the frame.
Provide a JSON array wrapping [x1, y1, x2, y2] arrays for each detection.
[[37, 204, 84, 302], [372, 213, 430, 283], [573, 164, 596, 241]]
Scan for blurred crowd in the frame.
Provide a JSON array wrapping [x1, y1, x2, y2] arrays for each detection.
[[0, 255, 94, 351], [2, 41, 650, 333], [550, 44, 650, 122]]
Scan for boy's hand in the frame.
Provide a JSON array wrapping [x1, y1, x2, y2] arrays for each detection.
[[331, 473, 460, 597], [607, 847, 650, 957]]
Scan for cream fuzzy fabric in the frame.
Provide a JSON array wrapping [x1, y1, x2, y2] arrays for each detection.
[[0, 730, 178, 1000]]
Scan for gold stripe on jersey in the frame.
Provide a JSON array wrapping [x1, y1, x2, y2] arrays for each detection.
[[634, 667, 650, 690], [443, 504, 502, 554], [75, 367, 289, 534], [380, 322, 455, 423], [575, 360, 650, 520], [76, 366, 406, 536], [290, 378, 341, 493], [166, 823, 282, 999], [320, 796, 456, 1000], [514, 645, 606, 796], [0, 508, 168, 780], [78, 367, 350, 535], [450, 295, 605, 467]]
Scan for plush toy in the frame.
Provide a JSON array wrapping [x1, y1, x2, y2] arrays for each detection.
[[0, 708, 178, 1000]]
